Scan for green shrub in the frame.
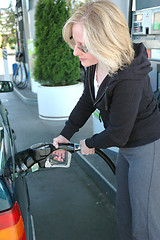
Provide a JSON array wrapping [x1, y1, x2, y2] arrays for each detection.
[[34, 0, 80, 86]]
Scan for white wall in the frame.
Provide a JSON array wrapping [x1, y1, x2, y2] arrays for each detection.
[[111, 0, 131, 22], [28, 0, 38, 39]]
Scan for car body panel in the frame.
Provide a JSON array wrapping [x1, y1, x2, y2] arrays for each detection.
[[0, 81, 35, 240], [0, 178, 13, 211]]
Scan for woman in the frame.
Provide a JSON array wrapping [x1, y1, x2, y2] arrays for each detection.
[[53, 1, 160, 239]]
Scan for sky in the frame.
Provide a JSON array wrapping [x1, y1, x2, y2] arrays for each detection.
[[0, 0, 16, 10]]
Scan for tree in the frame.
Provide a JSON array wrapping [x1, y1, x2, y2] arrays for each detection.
[[66, 0, 90, 15], [0, 4, 16, 48], [34, 0, 80, 86]]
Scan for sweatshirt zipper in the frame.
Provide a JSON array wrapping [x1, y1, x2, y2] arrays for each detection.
[[88, 67, 109, 107], [93, 86, 108, 107]]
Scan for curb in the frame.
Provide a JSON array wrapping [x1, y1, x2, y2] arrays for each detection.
[[14, 87, 37, 104]]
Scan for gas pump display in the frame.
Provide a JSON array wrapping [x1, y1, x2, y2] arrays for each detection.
[[133, 14, 143, 33], [153, 12, 160, 31], [132, 6, 160, 93]]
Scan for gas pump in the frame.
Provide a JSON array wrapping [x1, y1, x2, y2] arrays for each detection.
[[13, 0, 29, 88], [15, 0, 25, 62], [132, 6, 160, 97]]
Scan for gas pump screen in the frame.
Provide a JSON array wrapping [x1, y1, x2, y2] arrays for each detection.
[[154, 12, 160, 30], [135, 14, 143, 21]]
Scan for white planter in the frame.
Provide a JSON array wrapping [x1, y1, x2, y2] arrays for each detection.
[[37, 82, 84, 120], [31, 78, 41, 93]]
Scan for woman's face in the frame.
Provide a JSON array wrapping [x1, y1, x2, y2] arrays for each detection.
[[72, 22, 98, 67]]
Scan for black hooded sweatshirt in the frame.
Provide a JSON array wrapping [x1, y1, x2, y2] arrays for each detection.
[[60, 43, 160, 149]]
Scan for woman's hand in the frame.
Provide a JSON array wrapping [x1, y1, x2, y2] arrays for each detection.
[[53, 135, 69, 148], [80, 139, 95, 155], [52, 135, 69, 161]]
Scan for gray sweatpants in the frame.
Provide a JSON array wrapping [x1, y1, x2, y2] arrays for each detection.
[[116, 139, 160, 240]]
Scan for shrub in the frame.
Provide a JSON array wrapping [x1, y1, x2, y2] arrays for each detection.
[[34, 0, 80, 86]]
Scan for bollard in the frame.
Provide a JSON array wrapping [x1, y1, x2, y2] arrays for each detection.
[[2, 48, 10, 81]]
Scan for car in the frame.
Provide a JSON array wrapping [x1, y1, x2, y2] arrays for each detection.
[[0, 80, 35, 240]]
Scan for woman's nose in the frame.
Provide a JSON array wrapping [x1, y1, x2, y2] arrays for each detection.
[[73, 45, 81, 56]]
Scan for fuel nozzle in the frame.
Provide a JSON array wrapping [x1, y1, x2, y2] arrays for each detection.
[[29, 142, 54, 161], [15, 142, 81, 172], [15, 149, 35, 173]]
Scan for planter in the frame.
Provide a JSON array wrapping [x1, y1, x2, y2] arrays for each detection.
[[31, 78, 40, 94], [37, 82, 84, 120]]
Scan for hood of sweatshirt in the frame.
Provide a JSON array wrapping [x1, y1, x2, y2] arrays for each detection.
[[89, 42, 153, 104], [117, 42, 153, 80]]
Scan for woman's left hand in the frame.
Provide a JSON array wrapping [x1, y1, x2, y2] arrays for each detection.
[[80, 139, 95, 155]]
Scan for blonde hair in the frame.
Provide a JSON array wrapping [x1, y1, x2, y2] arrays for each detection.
[[63, 0, 134, 75]]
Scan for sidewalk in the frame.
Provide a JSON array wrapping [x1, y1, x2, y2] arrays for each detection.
[[14, 85, 37, 103]]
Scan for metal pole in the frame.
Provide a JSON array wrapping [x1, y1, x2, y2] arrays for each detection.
[[2, 49, 10, 81]]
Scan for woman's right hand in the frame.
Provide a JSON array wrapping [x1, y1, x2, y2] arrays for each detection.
[[53, 135, 69, 148], [52, 135, 69, 162]]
